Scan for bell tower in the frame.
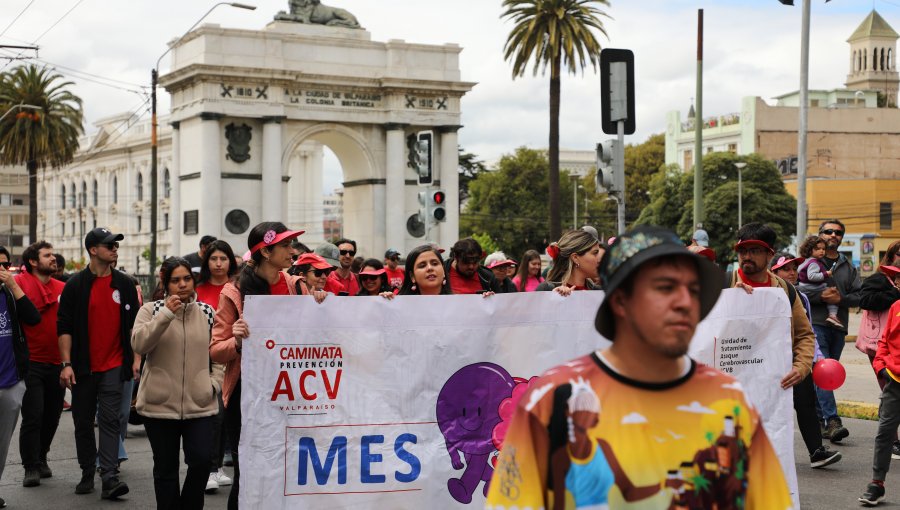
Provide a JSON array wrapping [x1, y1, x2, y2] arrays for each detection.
[[846, 10, 900, 106]]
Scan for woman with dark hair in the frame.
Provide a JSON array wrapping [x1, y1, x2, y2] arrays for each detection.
[[209, 222, 319, 510], [536, 230, 602, 295], [356, 259, 394, 298], [131, 257, 221, 509], [398, 245, 453, 296], [290, 253, 335, 294], [196, 240, 238, 311], [512, 249, 544, 292]]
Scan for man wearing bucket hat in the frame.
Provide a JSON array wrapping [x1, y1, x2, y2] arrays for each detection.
[[486, 225, 791, 510]]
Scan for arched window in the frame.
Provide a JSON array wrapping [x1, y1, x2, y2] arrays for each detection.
[[136, 172, 144, 201], [80, 181, 87, 208], [881, 48, 886, 71], [163, 168, 171, 199], [92, 179, 98, 206], [853, 50, 857, 72], [864, 49, 868, 70], [889, 48, 893, 71], [60, 184, 66, 210], [69, 183, 75, 209], [858, 50, 862, 72], [112, 175, 118, 204]]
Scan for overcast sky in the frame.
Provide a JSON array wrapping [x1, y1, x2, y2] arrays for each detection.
[[1, 0, 893, 192]]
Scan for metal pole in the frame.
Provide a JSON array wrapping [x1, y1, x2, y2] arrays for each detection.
[[150, 69, 158, 278], [616, 120, 626, 235], [572, 176, 577, 230], [797, 0, 810, 240], [738, 166, 742, 229], [693, 8, 704, 229]]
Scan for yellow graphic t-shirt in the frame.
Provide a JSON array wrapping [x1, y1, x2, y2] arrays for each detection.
[[485, 353, 791, 510]]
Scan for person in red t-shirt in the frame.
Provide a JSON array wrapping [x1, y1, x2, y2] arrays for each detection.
[[196, 240, 239, 312], [15, 241, 66, 486], [291, 253, 336, 294], [324, 239, 359, 296], [313, 243, 348, 295], [444, 238, 500, 295], [384, 249, 405, 290]]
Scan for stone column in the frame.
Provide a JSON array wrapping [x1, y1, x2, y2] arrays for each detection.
[[384, 123, 407, 252], [262, 116, 285, 221], [170, 121, 181, 256], [199, 113, 223, 237], [439, 125, 461, 247]]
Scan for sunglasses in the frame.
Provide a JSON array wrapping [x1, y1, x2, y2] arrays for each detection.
[[736, 247, 766, 257], [339, 250, 356, 257], [102, 242, 119, 250], [0, 262, 10, 269], [820, 229, 844, 237], [309, 268, 332, 277], [360, 274, 380, 281]]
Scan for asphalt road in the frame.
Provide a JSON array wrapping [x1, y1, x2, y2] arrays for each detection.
[[0, 410, 895, 509]]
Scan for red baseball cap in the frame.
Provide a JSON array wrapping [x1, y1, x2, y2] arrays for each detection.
[[249, 228, 305, 254], [881, 265, 900, 280], [771, 255, 804, 272], [294, 253, 334, 270], [358, 268, 386, 277], [734, 239, 775, 254], [487, 259, 515, 269]]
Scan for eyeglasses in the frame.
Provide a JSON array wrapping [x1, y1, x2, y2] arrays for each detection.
[[101, 242, 119, 250], [339, 250, 356, 257], [820, 229, 844, 237], [360, 274, 380, 282], [0, 262, 10, 269], [310, 268, 332, 277], [736, 247, 766, 257], [459, 257, 480, 265], [291, 254, 299, 261]]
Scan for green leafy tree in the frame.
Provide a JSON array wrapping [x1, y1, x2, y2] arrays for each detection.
[[0, 65, 84, 242], [637, 152, 797, 264], [458, 147, 487, 203], [502, 0, 609, 242]]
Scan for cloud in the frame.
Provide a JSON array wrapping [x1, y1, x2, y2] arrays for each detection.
[[676, 401, 716, 415], [621, 412, 648, 425], [721, 381, 744, 392]]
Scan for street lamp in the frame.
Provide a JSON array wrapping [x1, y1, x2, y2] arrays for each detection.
[[0, 103, 41, 123], [734, 162, 747, 230], [149, 2, 256, 278]]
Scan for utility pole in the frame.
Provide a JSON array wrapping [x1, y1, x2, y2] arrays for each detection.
[[693, 9, 704, 229], [796, 0, 811, 240]]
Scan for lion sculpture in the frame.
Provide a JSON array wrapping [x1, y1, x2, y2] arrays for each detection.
[[275, 0, 362, 29]]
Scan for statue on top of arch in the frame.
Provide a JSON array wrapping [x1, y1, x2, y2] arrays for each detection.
[[275, 0, 362, 29]]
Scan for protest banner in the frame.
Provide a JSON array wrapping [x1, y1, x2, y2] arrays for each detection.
[[240, 289, 796, 509]]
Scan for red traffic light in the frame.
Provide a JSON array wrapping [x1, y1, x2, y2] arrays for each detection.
[[432, 191, 446, 204]]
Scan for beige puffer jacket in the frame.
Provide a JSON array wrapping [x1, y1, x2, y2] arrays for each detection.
[[131, 296, 222, 420]]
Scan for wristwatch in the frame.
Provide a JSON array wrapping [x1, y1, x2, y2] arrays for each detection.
[[61, 361, 72, 369]]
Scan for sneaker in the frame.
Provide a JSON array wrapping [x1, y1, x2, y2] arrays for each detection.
[[826, 315, 845, 328], [100, 477, 129, 500], [38, 460, 52, 479], [892, 441, 900, 460], [809, 445, 841, 468], [223, 451, 234, 467], [22, 468, 40, 487], [62, 400, 71, 412], [205, 472, 219, 493], [820, 421, 829, 439], [825, 418, 849, 443], [859, 482, 886, 506], [0, 496, 6, 508], [75, 468, 94, 494], [214, 468, 232, 486]]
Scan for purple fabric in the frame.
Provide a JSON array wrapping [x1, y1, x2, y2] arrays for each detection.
[[798, 258, 828, 284], [0, 296, 19, 388]]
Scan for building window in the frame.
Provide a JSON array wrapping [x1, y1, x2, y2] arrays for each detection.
[[137, 213, 142, 233], [683, 150, 693, 170], [69, 183, 76, 209], [727, 143, 737, 153], [864, 48, 868, 70], [164, 168, 171, 199], [889, 49, 893, 71], [705, 146, 714, 154], [60, 185, 66, 209], [112, 175, 118, 204], [184, 210, 199, 235], [881, 202, 893, 230], [81, 181, 87, 208], [71, 222, 75, 236], [136, 172, 144, 201], [164, 212, 169, 230], [92, 179, 98, 206], [810, 99, 820, 107]]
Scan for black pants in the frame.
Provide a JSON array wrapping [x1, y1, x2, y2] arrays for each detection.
[[71, 366, 123, 481], [18, 361, 64, 469], [144, 415, 214, 510], [224, 381, 242, 510], [794, 373, 823, 455], [209, 392, 226, 472]]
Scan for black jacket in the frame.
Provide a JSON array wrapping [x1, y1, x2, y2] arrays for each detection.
[[804, 253, 862, 333], [2, 285, 40, 381], [443, 260, 502, 294], [57, 267, 140, 380], [859, 272, 900, 312], [497, 278, 518, 294]]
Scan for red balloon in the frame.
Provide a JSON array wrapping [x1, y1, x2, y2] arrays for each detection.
[[812, 359, 846, 391]]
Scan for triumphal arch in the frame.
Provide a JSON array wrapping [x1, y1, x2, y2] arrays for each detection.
[[160, 3, 475, 256]]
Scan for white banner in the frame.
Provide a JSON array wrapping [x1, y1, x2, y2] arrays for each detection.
[[240, 289, 797, 509]]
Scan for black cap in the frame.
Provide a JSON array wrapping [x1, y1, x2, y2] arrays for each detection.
[[385, 248, 401, 259], [595, 225, 722, 340], [85, 228, 124, 250]]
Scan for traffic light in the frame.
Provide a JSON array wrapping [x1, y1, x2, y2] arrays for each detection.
[[430, 190, 446, 222], [417, 190, 429, 224], [408, 131, 433, 184], [595, 140, 622, 194]]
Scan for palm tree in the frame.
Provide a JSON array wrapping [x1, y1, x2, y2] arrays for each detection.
[[502, 0, 609, 241], [0, 64, 84, 243]]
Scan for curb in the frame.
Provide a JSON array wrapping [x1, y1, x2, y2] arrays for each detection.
[[838, 400, 878, 421]]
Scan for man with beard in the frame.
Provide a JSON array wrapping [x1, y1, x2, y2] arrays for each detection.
[[326, 238, 360, 296], [726, 223, 839, 469], [15, 242, 67, 487], [443, 238, 500, 294], [805, 219, 862, 443], [486, 226, 792, 510]]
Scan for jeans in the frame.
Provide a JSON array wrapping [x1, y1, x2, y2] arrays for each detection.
[[874, 378, 900, 481], [96, 378, 132, 466], [19, 362, 65, 469], [224, 381, 242, 510], [0, 380, 26, 482], [813, 324, 845, 421], [71, 366, 123, 482], [144, 415, 214, 510]]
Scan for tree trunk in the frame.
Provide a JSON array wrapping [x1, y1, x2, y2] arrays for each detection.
[[548, 57, 562, 242], [27, 160, 37, 244]]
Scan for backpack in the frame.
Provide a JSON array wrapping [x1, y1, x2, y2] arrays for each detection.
[[150, 299, 215, 332], [726, 270, 797, 307]]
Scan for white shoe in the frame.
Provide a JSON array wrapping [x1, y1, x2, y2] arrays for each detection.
[[214, 468, 232, 487], [205, 472, 219, 493]]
